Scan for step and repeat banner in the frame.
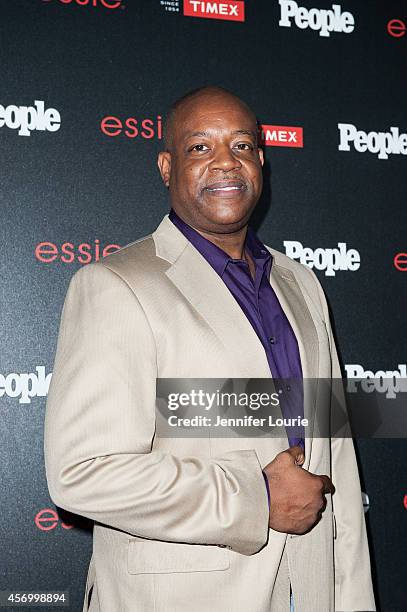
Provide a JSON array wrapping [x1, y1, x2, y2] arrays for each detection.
[[0, 1, 406, 610]]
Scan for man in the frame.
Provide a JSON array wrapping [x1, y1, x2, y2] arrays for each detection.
[[44, 86, 376, 612]]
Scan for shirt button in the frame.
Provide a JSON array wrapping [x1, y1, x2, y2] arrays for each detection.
[[269, 337, 276, 344], [286, 385, 291, 392]]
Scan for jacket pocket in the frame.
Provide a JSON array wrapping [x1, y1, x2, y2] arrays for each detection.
[[127, 540, 230, 574]]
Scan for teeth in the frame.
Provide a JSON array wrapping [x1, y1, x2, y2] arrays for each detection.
[[208, 186, 242, 191]]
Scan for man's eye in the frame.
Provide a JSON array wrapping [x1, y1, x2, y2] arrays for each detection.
[[190, 144, 209, 152], [235, 143, 254, 150]]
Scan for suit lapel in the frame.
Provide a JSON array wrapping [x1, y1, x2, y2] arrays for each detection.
[[268, 263, 319, 380], [169, 249, 272, 378]]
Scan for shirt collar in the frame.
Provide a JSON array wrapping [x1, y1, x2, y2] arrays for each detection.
[[169, 208, 272, 277]]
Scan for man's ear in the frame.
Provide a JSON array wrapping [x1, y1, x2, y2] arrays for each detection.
[[258, 147, 264, 166], [157, 151, 172, 188]]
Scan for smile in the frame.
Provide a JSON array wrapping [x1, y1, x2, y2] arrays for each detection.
[[206, 186, 244, 192], [204, 180, 247, 196]]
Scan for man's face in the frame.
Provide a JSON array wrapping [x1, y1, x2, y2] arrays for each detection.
[[158, 93, 264, 233]]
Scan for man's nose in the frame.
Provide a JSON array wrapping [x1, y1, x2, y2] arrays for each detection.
[[209, 145, 242, 172]]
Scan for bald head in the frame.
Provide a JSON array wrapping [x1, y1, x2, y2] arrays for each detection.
[[164, 86, 258, 151]]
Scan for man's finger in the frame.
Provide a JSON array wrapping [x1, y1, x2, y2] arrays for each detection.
[[285, 445, 305, 466]]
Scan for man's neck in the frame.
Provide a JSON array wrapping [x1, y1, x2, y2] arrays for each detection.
[[169, 208, 257, 280], [192, 225, 256, 280], [195, 225, 248, 260]]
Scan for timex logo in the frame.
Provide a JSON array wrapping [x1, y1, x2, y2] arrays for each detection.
[[183, 1, 245, 22], [259, 125, 304, 148]]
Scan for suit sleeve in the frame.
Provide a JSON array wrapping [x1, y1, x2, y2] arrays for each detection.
[[44, 262, 269, 556], [311, 272, 376, 612]]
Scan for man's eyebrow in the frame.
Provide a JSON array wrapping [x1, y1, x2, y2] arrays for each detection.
[[184, 129, 257, 139], [184, 131, 208, 139], [231, 129, 257, 138]]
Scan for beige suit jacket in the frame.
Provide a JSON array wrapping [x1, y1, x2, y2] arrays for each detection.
[[44, 214, 376, 612]]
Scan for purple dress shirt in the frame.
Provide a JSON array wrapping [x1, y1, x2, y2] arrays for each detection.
[[168, 209, 305, 455]]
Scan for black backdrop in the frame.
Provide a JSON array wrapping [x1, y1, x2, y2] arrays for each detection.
[[0, 1, 406, 610]]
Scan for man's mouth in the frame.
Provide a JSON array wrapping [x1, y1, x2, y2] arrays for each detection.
[[204, 180, 246, 194]]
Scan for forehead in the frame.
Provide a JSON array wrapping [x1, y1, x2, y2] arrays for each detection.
[[173, 94, 257, 140]]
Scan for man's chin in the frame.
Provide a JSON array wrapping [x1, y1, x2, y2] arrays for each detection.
[[200, 201, 254, 230]]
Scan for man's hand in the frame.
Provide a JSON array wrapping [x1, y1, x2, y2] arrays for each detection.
[[263, 446, 335, 535]]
